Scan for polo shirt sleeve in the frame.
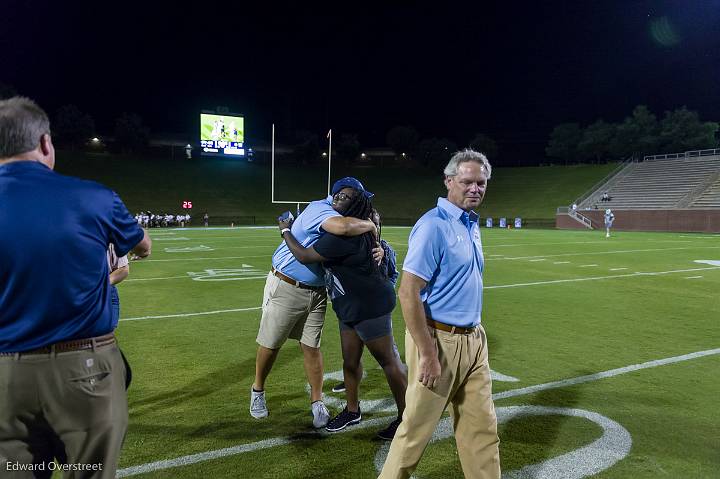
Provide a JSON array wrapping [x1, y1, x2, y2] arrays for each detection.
[[313, 233, 355, 260], [299, 200, 340, 234], [108, 191, 144, 257], [402, 219, 443, 282]]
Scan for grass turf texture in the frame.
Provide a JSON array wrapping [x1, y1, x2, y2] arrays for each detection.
[[108, 227, 719, 478], [53, 150, 617, 223]]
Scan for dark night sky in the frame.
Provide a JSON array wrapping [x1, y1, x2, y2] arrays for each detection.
[[2, 1, 719, 161]]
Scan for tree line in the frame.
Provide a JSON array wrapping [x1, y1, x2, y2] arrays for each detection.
[[546, 105, 718, 164]]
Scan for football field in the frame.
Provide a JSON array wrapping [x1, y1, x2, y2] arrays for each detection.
[[113, 227, 720, 478]]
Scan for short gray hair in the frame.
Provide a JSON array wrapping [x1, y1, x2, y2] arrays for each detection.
[[0, 97, 51, 159], [443, 148, 492, 180]]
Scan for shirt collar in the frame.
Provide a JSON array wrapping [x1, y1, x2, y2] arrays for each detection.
[[437, 197, 479, 224], [0, 160, 51, 174]]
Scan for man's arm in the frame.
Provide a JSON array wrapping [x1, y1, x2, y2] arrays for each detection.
[[398, 271, 441, 388], [321, 216, 376, 237], [109, 265, 129, 285], [131, 229, 152, 258]]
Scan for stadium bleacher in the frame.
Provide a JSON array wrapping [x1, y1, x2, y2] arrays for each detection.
[[578, 153, 720, 210]]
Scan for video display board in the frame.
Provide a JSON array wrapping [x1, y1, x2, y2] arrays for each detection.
[[200, 113, 245, 157]]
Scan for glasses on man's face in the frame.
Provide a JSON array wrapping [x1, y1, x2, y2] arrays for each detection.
[[333, 192, 356, 202]]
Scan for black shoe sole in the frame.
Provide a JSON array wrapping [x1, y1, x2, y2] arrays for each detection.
[[325, 416, 361, 432]]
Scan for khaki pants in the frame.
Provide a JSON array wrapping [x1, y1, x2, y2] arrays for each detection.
[[256, 272, 327, 349], [379, 325, 500, 479], [0, 343, 128, 479]]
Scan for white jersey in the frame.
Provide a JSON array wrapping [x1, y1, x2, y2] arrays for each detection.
[[604, 212, 615, 226]]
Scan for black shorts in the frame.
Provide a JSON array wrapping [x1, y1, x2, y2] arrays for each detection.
[[339, 313, 393, 342]]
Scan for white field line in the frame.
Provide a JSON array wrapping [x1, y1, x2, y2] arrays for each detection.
[[491, 245, 720, 261], [609, 268, 628, 271], [553, 261, 571, 265], [485, 266, 720, 290], [684, 276, 703, 279], [115, 347, 720, 477], [492, 347, 720, 400], [386, 239, 698, 249], [120, 307, 261, 322], [529, 259, 546, 262], [579, 264, 598, 267], [121, 266, 720, 320], [124, 276, 189, 282], [124, 275, 267, 283], [134, 255, 269, 263]]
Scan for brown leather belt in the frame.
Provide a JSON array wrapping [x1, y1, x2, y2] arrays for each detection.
[[427, 319, 476, 335], [0, 333, 116, 356], [271, 268, 324, 291]]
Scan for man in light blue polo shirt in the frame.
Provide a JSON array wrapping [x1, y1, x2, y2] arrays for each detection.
[[251, 178, 379, 428], [379, 149, 500, 479]]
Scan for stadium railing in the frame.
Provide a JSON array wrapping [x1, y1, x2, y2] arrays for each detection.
[[644, 148, 720, 161]]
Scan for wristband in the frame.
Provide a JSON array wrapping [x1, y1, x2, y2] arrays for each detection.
[[280, 228, 291, 237]]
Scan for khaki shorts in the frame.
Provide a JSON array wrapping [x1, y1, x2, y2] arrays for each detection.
[[256, 272, 327, 349]]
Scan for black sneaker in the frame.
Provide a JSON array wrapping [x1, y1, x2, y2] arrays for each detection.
[[325, 406, 361, 432], [331, 381, 346, 393], [377, 417, 402, 440]]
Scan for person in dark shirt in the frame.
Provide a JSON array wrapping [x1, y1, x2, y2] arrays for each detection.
[[279, 187, 407, 440]]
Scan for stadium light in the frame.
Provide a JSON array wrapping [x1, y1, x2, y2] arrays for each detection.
[[91, 137, 100, 143], [361, 153, 367, 158], [322, 152, 327, 157]]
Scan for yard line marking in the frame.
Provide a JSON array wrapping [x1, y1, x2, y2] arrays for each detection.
[[121, 307, 261, 322], [529, 259, 546, 262], [579, 264, 598, 267], [553, 261, 570, 264], [135, 255, 269, 263], [493, 347, 720, 400], [115, 347, 720, 477], [492, 245, 720, 261], [124, 275, 268, 283], [485, 266, 720, 290], [125, 276, 189, 282], [684, 276, 703, 279], [609, 268, 628, 271], [123, 266, 720, 315]]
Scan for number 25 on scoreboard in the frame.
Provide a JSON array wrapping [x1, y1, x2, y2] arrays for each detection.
[[182, 201, 193, 209]]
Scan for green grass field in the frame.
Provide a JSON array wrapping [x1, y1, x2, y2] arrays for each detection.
[[112, 226, 719, 478]]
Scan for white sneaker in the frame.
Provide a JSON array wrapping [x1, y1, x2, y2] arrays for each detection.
[[250, 388, 268, 419], [311, 400, 330, 428]]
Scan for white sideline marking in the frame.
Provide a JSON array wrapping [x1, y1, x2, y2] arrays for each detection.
[[121, 266, 720, 321], [120, 307, 261, 322], [529, 259, 546, 262], [579, 264, 598, 267], [695, 259, 720, 266], [553, 261, 570, 264], [685, 276, 703, 279], [493, 245, 720, 261], [125, 276, 188, 282], [485, 266, 720, 290], [492, 347, 720, 400], [115, 348, 719, 477], [136, 255, 269, 263], [609, 267, 628, 271]]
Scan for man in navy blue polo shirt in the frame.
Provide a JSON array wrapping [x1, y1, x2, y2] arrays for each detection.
[[379, 149, 500, 479], [0, 97, 151, 478]]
